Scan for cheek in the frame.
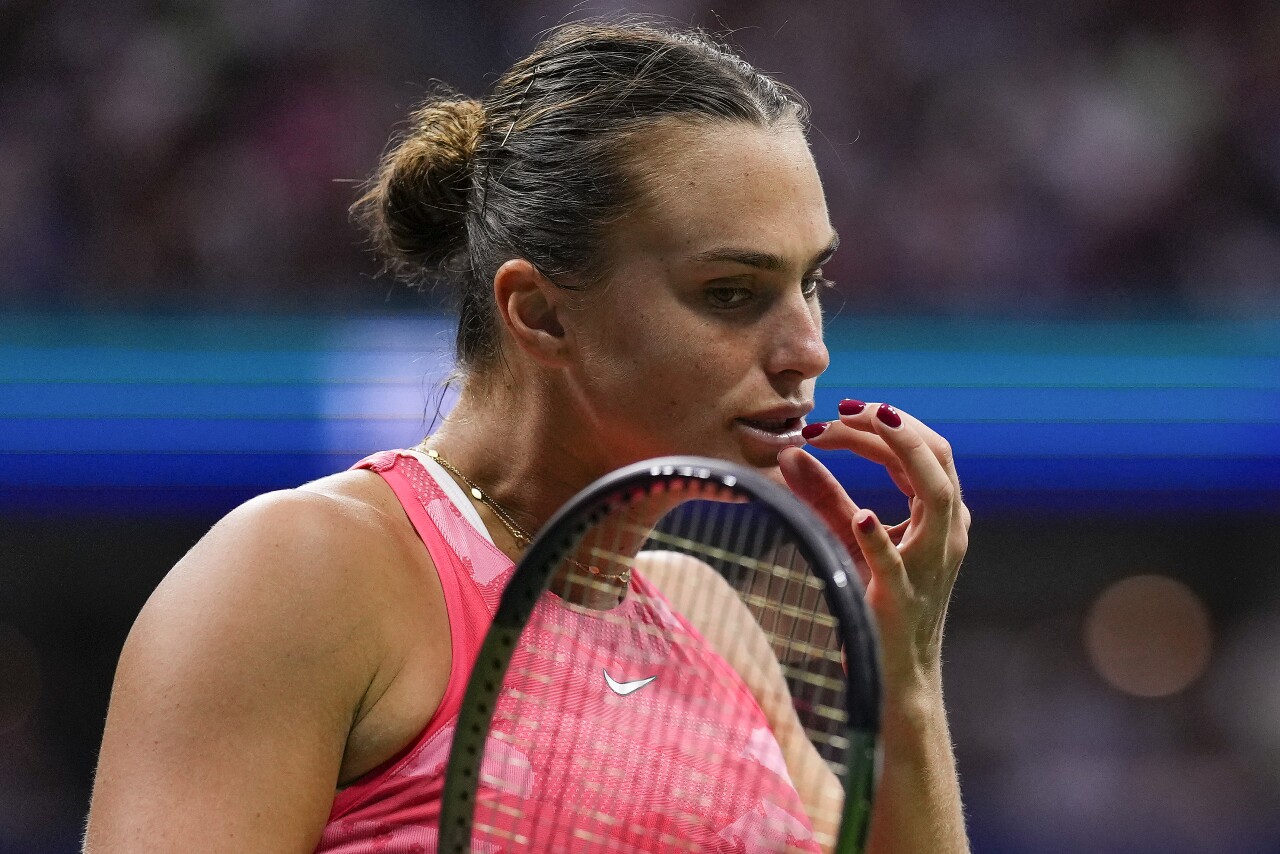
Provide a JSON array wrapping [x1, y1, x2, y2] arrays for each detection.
[[632, 333, 745, 420], [576, 293, 752, 421], [585, 329, 703, 418], [582, 303, 665, 373]]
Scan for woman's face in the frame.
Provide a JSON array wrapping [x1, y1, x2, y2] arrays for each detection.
[[562, 120, 835, 477]]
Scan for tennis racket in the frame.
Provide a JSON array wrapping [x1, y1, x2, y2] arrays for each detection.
[[438, 456, 881, 853]]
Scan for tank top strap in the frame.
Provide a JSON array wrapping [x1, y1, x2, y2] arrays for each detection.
[[354, 449, 515, 618], [325, 449, 515, 821]]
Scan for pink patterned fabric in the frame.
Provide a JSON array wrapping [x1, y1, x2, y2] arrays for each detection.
[[314, 451, 817, 853]]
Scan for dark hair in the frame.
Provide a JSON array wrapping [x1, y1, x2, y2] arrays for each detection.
[[354, 20, 808, 370]]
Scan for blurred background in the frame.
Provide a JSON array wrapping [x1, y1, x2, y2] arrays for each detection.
[[2, 1, 1278, 852]]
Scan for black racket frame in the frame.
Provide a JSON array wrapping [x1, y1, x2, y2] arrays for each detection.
[[438, 456, 882, 853]]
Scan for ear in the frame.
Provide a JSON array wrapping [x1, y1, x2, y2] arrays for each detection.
[[492, 258, 571, 368]]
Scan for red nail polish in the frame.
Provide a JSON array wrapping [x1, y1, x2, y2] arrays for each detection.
[[876, 403, 902, 428], [857, 513, 877, 533], [801, 422, 828, 440], [838, 399, 866, 416]]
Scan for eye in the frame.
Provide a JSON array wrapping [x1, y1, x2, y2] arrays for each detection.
[[801, 273, 834, 298], [706, 286, 753, 308]]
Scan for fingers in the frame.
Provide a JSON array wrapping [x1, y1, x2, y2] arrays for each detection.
[[800, 422, 915, 497], [885, 518, 910, 546], [777, 448, 877, 586], [778, 446, 859, 527], [803, 419, 895, 466], [778, 447, 859, 534], [805, 400, 963, 522], [893, 408, 959, 481], [818, 403, 954, 516], [851, 508, 909, 598], [806, 406, 970, 692]]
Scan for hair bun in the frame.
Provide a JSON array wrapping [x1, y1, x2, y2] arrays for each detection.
[[355, 98, 484, 281]]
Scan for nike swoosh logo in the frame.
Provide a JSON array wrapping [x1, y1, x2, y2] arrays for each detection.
[[603, 669, 657, 696]]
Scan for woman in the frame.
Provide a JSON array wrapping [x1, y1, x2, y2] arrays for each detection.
[[85, 21, 969, 853]]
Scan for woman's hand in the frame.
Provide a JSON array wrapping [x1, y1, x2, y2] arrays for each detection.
[[778, 400, 970, 691], [779, 400, 972, 853]]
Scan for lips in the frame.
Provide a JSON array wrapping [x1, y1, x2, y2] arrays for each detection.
[[732, 403, 813, 456], [735, 415, 804, 434], [735, 403, 813, 435]]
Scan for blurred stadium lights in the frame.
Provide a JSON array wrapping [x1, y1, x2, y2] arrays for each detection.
[[1084, 574, 1214, 698], [1, 312, 1276, 517]]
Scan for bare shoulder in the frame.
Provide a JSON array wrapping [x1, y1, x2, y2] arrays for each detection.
[[85, 469, 440, 852], [161, 469, 419, 633]]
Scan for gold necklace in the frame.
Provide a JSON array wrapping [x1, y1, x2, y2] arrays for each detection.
[[416, 442, 632, 584]]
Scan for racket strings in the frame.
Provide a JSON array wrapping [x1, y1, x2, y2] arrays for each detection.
[[468, 477, 852, 851]]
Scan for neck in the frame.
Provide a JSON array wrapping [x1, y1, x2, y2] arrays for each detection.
[[426, 367, 692, 606], [426, 367, 608, 547]]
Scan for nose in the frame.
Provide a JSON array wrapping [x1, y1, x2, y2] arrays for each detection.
[[765, 291, 830, 383]]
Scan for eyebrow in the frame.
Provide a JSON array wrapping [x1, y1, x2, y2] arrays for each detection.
[[686, 232, 841, 271]]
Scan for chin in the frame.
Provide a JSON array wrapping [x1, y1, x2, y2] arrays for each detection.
[[619, 429, 788, 479], [723, 444, 788, 480], [746, 455, 789, 488]]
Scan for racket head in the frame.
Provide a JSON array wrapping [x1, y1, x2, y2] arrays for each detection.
[[439, 456, 881, 853]]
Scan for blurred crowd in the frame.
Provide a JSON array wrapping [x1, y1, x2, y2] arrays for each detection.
[[2, 3, 1279, 852], [1, 0, 1277, 315]]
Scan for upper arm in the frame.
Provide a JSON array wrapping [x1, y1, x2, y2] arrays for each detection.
[[639, 550, 843, 849], [85, 489, 394, 853], [638, 552, 795, 721]]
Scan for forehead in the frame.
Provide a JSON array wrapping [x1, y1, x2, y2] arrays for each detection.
[[614, 119, 832, 262]]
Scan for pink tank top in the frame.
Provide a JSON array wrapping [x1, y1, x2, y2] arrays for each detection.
[[315, 450, 818, 853]]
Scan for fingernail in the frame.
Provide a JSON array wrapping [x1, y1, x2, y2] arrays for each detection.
[[838, 399, 866, 416], [876, 403, 902, 428], [856, 512, 877, 533], [801, 422, 828, 440]]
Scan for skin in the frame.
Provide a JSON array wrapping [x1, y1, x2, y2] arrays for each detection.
[[638, 550, 845, 850], [84, 119, 968, 852]]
